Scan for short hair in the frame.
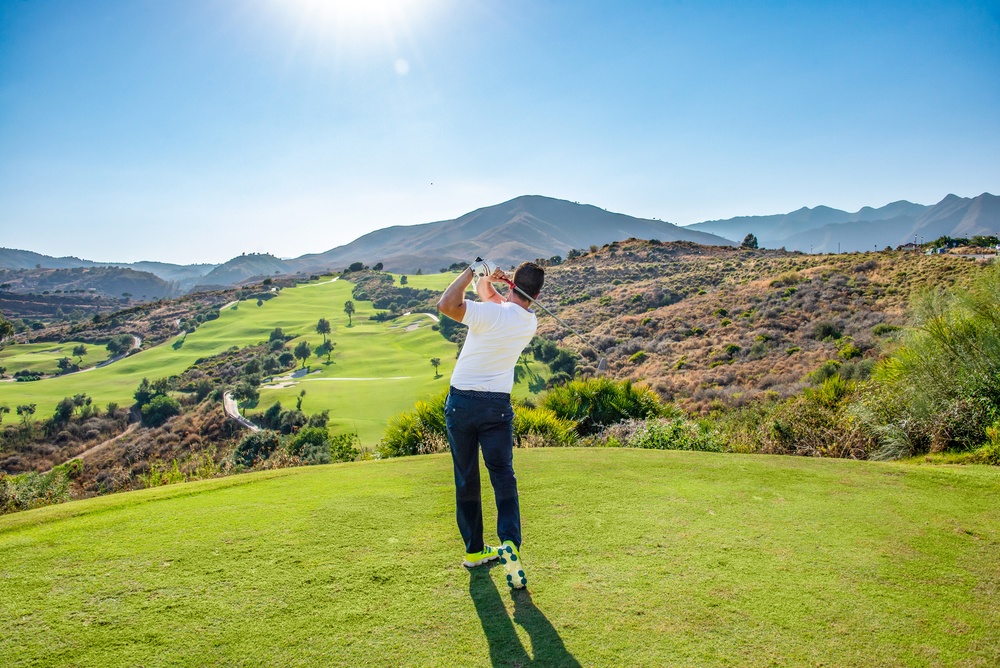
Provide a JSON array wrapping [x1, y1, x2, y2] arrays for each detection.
[[513, 262, 544, 300]]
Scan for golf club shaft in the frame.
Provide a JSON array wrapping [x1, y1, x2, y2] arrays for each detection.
[[500, 277, 604, 359]]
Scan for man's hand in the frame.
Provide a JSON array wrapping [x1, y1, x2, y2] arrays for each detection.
[[470, 259, 497, 279]]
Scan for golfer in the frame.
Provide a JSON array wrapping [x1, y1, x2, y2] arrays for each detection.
[[436, 259, 544, 589]]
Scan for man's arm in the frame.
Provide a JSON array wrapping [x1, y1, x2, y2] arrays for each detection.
[[437, 268, 474, 322], [476, 269, 507, 305]]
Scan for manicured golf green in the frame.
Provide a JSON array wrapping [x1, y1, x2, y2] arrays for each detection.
[[0, 273, 545, 445], [1, 449, 997, 666], [0, 341, 110, 376]]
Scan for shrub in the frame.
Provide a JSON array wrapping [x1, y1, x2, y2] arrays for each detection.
[[330, 433, 361, 462], [598, 416, 723, 452], [0, 466, 73, 514], [233, 430, 283, 467], [811, 320, 842, 340], [141, 395, 181, 427], [290, 427, 332, 465], [541, 378, 665, 436], [379, 392, 448, 457], [856, 263, 1000, 459], [513, 407, 577, 447]]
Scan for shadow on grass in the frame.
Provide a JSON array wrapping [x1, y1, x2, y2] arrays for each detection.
[[469, 564, 580, 667]]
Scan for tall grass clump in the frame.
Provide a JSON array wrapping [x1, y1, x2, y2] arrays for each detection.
[[0, 460, 80, 514], [513, 406, 577, 447], [541, 378, 666, 435], [595, 417, 723, 452], [856, 263, 1000, 460], [379, 392, 448, 457]]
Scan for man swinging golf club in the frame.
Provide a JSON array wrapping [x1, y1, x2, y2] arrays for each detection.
[[436, 258, 544, 589]]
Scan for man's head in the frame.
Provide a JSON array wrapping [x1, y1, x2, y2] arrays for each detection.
[[512, 261, 544, 301]]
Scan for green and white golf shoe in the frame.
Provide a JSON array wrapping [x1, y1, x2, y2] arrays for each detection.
[[463, 545, 500, 568], [499, 540, 527, 589]]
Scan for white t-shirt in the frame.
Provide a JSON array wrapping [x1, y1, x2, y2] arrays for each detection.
[[450, 300, 537, 394]]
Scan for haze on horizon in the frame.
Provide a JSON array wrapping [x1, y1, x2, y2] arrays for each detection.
[[1, 0, 998, 265]]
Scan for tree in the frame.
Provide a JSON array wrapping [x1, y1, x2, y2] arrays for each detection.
[[0, 314, 14, 341], [344, 300, 355, 326], [0, 405, 10, 424], [400, 275, 408, 285], [294, 340, 313, 368], [231, 381, 260, 415], [269, 327, 285, 342], [372, 262, 384, 271], [257, 299, 263, 307], [741, 233, 759, 249], [316, 318, 331, 342], [16, 403, 36, 425], [316, 340, 335, 363], [348, 262, 364, 272], [141, 395, 181, 427], [72, 344, 87, 361], [431, 357, 441, 378], [57, 357, 75, 373], [296, 389, 307, 411]]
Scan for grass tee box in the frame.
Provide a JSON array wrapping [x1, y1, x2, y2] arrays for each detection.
[[1, 449, 997, 666]]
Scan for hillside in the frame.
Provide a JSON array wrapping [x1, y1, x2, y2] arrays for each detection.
[[193, 253, 293, 290], [1, 449, 997, 666], [289, 195, 733, 275], [686, 192, 1000, 252], [0, 266, 177, 300], [0, 248, 216, 292], [532, 241, 990, 412]]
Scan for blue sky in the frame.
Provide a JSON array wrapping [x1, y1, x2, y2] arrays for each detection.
[[1, 0, 998, 264]]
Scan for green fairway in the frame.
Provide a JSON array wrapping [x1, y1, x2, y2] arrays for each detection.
[[0, 274, 543, 445], [0, 341, 110, 376], [1, 449, 997, 667]]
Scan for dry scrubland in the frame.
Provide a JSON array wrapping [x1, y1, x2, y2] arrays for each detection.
[[539, 241, 984, 412]]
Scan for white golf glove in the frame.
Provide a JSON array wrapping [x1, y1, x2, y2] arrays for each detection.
[[470, 258, 497, 279]]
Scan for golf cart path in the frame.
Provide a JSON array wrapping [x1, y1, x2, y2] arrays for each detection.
[[403, 311, 439, 322], [223, 391, 260, 432], [297, 277, 339, 288]]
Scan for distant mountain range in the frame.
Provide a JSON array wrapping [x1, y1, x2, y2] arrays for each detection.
[[685, 193, 999, 252], [286, 195, 732, 275], [2, 193, 997, 296]]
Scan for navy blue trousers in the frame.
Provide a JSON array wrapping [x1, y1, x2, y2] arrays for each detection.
[[445, 389, 521, 553]]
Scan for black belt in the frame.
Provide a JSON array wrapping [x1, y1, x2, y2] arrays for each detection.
[[450, 387, 511, 401]]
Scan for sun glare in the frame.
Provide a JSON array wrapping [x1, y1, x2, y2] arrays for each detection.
[[285, 0, 431, 33]]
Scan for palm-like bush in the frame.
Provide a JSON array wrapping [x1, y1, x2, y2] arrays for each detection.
[[541, 378, 667, 435], [513, 407, 577, 446], [379, 392, 448, 457], [857, 263, 1000, 459]]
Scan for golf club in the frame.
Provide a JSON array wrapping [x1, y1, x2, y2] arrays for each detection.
[[475, 258, 608, 372]]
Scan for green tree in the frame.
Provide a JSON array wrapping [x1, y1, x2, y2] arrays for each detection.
[[72, 344, 87, 362], [0, 313, 13, 341], [344, 300, 355, 326], [141, 395, 181, 427], [741, 233, 759, 249], [431, 357, 441, 378], [296, 389, 307, 411], [316, 340, 335, 363], [316, 318, 331, 342], [16, 404, 37, 425], [57, 357, 75, 373], [231, 381, 260, 415], [400, 275, 408, 285], [269, 327, 285, 342], [0, 405, 10, 424], [294, 340, 312, 369]]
